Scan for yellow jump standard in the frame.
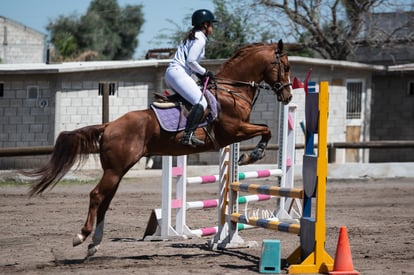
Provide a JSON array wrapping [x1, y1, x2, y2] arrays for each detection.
[[287, 81, 334, 273]]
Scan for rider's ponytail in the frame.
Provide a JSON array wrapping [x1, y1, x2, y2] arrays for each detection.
[[183, 27, 198, 45]]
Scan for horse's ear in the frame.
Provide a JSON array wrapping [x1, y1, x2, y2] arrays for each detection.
[[278, 39, 284, 52]]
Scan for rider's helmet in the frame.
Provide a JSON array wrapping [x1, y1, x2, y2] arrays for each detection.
[[191, 9, 217, 27]]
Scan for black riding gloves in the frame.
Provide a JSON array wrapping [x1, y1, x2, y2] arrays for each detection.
[[202, 70, 214, 84], [196, 70, 214, 84], [204, 70, 214, 80]]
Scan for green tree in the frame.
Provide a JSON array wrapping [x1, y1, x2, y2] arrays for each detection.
[[251, 0, 412, 60], [206, 0, 252, 59], [47, 0, 144, 61], [155, 0, 258, 59]]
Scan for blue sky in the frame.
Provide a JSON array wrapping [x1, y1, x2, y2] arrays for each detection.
[[1, 0, 214, 58]]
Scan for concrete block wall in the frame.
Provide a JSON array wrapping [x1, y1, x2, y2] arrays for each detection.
[[56, 81, 149, 169], [370, 73, 414, 162], [0, 75, 149, 170], [0, 77, 54, 169], [0, 79, 53, 148], [0, 17, 46, 64], [56, 82, 148, 132]]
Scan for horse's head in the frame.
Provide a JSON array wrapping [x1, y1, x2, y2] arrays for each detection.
[[216, 40, 292, 105], [263, 40, 292, 105]]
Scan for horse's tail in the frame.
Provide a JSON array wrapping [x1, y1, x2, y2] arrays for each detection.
[[24, 124, 107, 197]]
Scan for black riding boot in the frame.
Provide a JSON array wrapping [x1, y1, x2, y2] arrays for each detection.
[[181, 104, 205, 147]]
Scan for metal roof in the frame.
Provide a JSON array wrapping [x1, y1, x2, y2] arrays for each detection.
[[0, 56, 387, 74], [387, 63, 414, 72], [0, 60, 171, 74]]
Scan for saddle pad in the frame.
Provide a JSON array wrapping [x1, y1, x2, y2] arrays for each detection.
[[151, 90, 219, 132]]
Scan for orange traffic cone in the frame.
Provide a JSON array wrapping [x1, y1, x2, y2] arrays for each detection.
[[329, 226, 360, 275]]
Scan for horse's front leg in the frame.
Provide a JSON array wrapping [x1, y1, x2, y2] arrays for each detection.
[[237, 123, 271, 165]]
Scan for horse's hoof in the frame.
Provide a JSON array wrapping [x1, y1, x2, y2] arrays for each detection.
[[250, 150, 265, 163], [238, 153, 250, 166], [87, 244, 99, 257], [73, 234, 84, 247]]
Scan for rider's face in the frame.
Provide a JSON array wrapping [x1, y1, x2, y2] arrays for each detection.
[[208, 24, 213, 35], [204, 22, 214, 36]]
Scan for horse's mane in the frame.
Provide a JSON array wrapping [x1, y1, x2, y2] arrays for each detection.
[[218, 42, 275, 73]]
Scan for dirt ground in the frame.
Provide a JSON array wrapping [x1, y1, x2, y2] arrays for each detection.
[[0, 172, 413, 275]]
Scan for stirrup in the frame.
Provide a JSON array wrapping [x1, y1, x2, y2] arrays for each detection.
[[181, 132, 205, 147]]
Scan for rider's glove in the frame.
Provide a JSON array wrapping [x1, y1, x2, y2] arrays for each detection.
[[204, 70, 214, 80]]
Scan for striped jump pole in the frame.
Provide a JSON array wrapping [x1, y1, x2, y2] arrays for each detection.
[[185, 194, 273, 210], [230, 213, 300, 235], [186, 169, 282, 185], [230, 182, 304, 200], [191, 223, 256, 237]]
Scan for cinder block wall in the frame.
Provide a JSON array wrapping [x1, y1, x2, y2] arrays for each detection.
[[0, 17, 46, 64], [370, 73, 414, 162]]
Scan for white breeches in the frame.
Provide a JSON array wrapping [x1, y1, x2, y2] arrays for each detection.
[[165, 66, 208, 110]]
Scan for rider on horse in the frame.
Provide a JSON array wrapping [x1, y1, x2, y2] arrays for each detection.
[[164, 9, 217, 147]]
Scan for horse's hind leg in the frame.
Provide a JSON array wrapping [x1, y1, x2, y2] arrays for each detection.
[[87, 176, 119, 257], [73, 169, 122, 257]]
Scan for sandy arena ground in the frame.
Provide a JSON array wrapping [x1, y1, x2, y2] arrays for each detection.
[[0, 172, 413, 274]]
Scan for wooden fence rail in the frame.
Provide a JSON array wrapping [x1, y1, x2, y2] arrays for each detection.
[[1, 141, 414, 157]]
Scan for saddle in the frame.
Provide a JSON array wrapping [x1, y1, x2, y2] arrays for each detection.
[[150, 88, 219, 132]]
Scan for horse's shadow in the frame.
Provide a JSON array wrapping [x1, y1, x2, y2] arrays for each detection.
[[55, 239, 260, 272]]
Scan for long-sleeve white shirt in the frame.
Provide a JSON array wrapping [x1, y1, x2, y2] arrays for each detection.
[[169, 30, 207, 76]]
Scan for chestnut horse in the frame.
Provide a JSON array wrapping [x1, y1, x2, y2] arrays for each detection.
[[24, 40, 292, 257]]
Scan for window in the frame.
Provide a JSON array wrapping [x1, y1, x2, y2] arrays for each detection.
[[98, 82, 116, 96], [408, 81, 414, 96], [0, 83, 3, 97], [346, 81, 363, 120], [27, 86, 39, 99]]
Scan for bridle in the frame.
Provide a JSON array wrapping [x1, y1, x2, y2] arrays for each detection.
[[213, 50, 292, 105], [270, 51, 292, 102]]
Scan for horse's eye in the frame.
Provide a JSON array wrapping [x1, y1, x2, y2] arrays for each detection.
[[285, 65, 290, 72]]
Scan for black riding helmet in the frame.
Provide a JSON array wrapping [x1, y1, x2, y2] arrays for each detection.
[[191, 9, 217, 27]]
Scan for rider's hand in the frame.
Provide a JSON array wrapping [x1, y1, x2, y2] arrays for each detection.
[[204, 70, 214, 80]]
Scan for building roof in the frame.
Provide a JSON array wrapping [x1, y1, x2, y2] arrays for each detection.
[[0, 56, 386, 75], [387, 63, 414, 72], [0, 60, 171, 74], [288, 56, 385, 71], [0, 15, 46, 37]]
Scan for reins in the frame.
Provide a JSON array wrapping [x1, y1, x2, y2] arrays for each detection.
[[214, 78, 275, 91], [212, 78, 280, 107]]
